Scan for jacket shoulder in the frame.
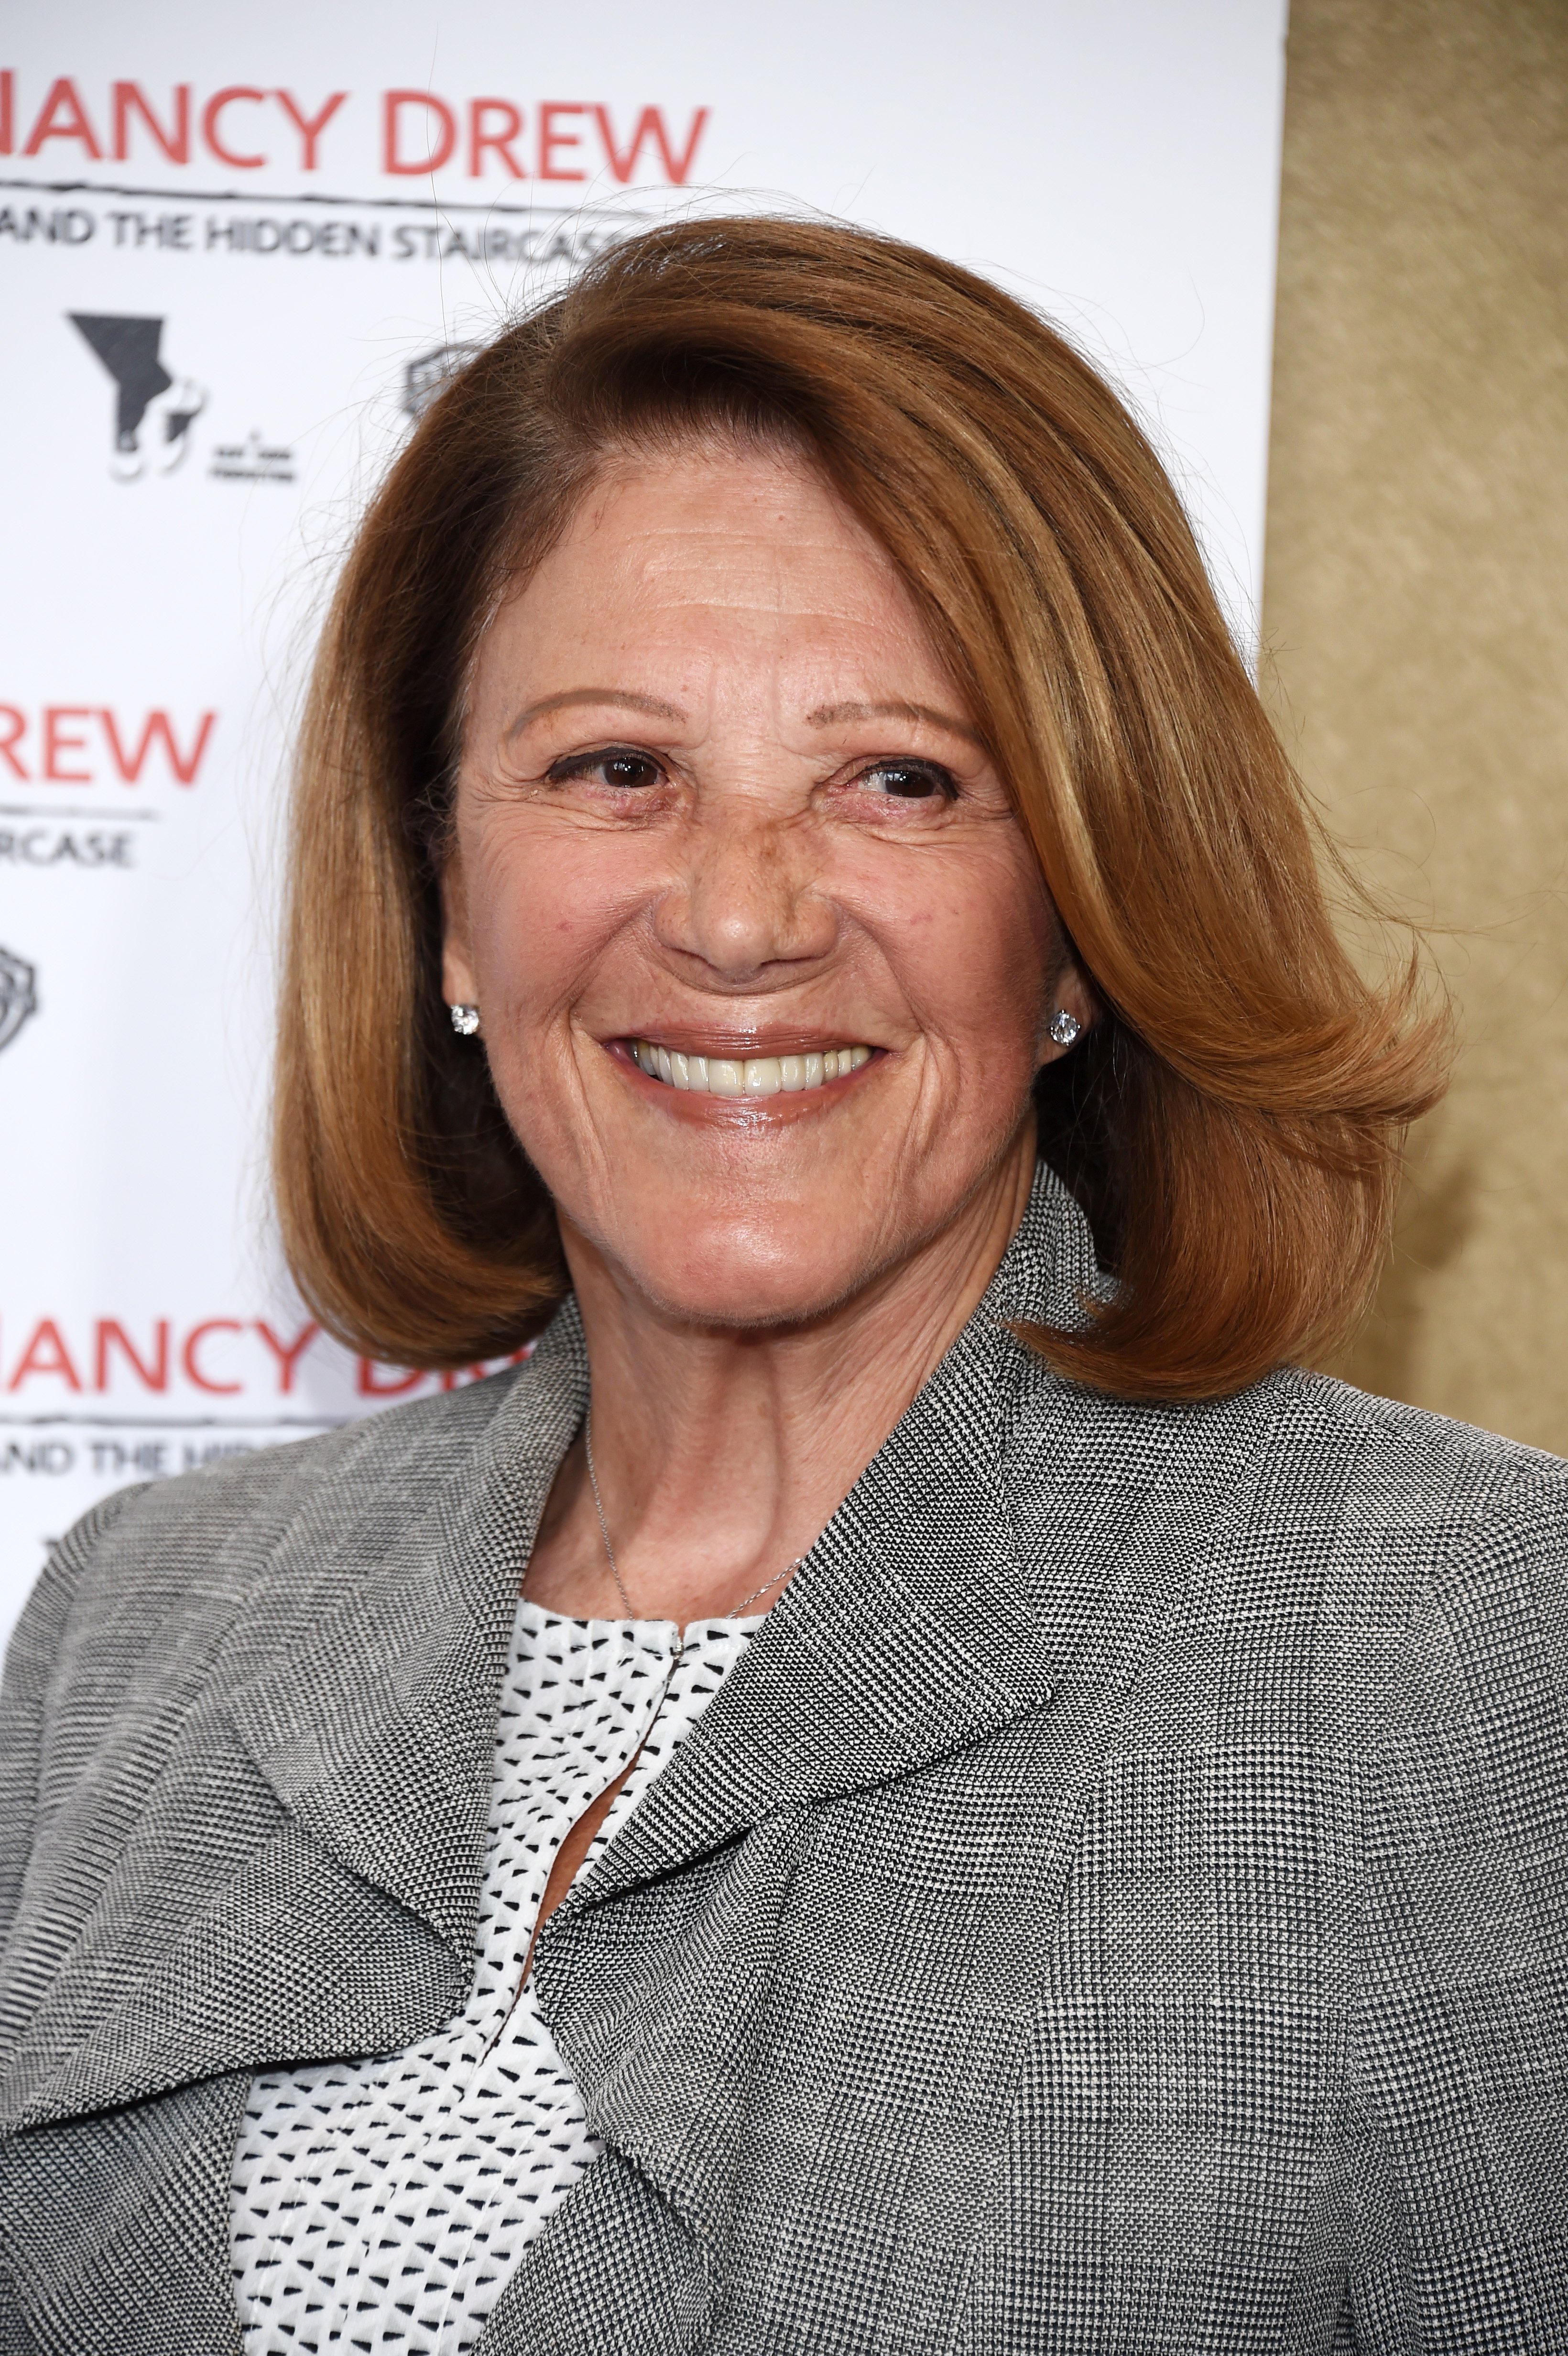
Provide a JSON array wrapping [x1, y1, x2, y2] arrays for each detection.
[[1009, 1356, 1568, 1641], [1274, 1367, 1568, 1535], [19, 1367, 532, 1697], [1013, 1352, 1568, 1522], [106, 1364, 528, 1538], [1196, 1368, 1568, 1650]]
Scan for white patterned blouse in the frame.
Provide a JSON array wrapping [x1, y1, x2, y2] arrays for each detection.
[[229, 1599, 757, 2354]]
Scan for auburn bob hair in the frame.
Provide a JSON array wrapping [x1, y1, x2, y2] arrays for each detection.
[[275, 215, 1445, 1401]]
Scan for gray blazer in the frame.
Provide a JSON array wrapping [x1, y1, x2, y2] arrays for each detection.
[[2, 1168, 1565, 2355]]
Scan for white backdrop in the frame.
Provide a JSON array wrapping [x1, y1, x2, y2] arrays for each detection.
[[0, 0, 1288, 1646]]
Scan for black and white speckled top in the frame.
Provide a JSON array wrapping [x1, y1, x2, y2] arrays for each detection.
[[229, 1597, 757, 2354]]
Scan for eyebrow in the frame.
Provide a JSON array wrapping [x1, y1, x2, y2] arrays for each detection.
[[503, 688, 983, 748], [806, 698, 983, 746], [504, 687, 687, 738]]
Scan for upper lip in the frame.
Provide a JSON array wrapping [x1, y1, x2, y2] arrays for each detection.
[[608, 1024, 878, 1057]]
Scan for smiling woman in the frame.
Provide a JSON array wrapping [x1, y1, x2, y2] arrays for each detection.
[[433, 439, 1076, 1365], [278, 221, 1437, 1400], [3, 218, 1565, 2356]]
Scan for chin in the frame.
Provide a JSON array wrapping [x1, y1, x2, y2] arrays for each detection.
[[614, 1210, 883, 1332]]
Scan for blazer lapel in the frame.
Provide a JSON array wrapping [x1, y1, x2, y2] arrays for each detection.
[[0, 1311, 589, 2136], [0, 2069, 252, 2356], [227, 1306, 588, 1948]]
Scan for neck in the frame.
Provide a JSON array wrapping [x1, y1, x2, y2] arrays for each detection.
[[523, 1127, 1037, 1625]]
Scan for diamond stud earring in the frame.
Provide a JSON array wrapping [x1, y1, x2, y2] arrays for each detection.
[[1048, 1008, 1082, 1048], [449, 1003, 481, 1037]]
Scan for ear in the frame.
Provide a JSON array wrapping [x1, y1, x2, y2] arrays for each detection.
[[439, 854, 479, 1010], [1036, 949, 1097, 1070]]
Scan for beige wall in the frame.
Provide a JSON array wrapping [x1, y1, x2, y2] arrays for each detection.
[[1262, 0, 1568, 1449]]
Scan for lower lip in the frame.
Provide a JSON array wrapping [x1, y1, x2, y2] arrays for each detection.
[[605, 1039, 878, 1121]]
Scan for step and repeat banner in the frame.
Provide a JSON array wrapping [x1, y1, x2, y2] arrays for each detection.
[[0, 0, 1288, 1644]]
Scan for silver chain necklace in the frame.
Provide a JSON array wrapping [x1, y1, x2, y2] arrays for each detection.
[[584, 1408, 802, 1624]]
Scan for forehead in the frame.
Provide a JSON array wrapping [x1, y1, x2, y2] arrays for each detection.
[[483, 442, 945, 671]]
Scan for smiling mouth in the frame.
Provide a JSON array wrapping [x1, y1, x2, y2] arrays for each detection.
[[628, 1040, 874, 1097]]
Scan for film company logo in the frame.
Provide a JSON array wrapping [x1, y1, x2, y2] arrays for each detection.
[[0, 948, 38, 1053], [209, 430, 295, 484], [403, 342, 479, 422], [69, 313, 206, 481]]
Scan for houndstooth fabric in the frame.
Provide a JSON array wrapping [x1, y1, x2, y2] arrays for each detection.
[[1, 1163, 1566, 2354]]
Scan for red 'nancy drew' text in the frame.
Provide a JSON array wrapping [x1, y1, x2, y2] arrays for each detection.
[[0, 707, 217, 787], [1, 1316, 525, 1403], [0, 74, 710, 187]]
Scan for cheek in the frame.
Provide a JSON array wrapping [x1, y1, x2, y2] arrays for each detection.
[[462, 822, 626, 1008], [877, 846, 1056, 1058]]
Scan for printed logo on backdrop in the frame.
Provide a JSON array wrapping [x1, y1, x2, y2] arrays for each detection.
[[0, 73, 707, 192], [209, 431, 295, 484], [405, 344, 480, 422], [69, 313, 205, 480], [0, 705, 217, 873], [66, 313, 297, 485], [0, 948, 37, 1052]]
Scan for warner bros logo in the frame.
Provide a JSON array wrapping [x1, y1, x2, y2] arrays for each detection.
[[403, 342, 480, 423], [69, 314, 207, 482], [0, 947, 38, 1054]]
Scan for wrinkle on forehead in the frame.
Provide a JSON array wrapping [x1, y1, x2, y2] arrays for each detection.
[[573, 441, 902, 598], [470, 441, 977, 753]]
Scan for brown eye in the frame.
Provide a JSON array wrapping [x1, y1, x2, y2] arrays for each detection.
[[599, 753, 661, 789], [545, 747, 664, 790], [862, 760, 955, 800]]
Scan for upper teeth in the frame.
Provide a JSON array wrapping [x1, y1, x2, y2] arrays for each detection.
[[632, 1042, 872, 1096]]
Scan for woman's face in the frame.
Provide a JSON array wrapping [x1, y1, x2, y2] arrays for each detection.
[[444, 441, 1088, 1328]]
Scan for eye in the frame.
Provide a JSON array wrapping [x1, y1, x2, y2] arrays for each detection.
[[857, 759, 957, 802], [544, 747, 665, 791]]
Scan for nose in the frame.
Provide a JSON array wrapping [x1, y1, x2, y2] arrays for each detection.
[[653, 801, 837, 985]]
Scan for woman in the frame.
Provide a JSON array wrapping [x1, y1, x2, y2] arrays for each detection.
[[1, 218, 1563, 2355]]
